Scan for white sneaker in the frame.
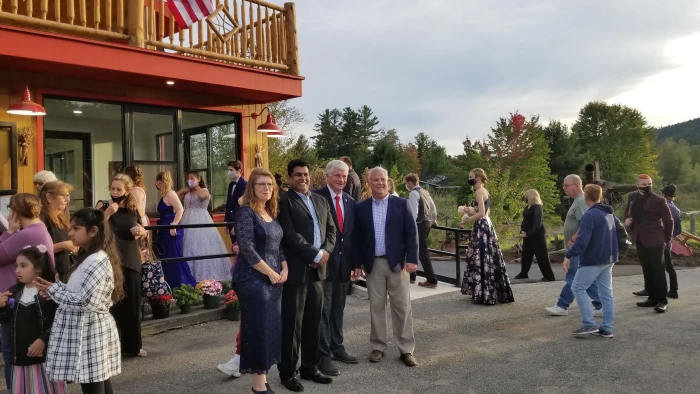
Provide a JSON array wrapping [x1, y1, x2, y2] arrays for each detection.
[[546, 305, 569, 316], [593, 309, 603, 318], [217, 355, 241, 378]]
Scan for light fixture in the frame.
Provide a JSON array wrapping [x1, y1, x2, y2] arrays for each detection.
[[166, 81, 175, 85], [73, 110, 83, 114], [249, 106, 284, 136], [7, 86, 46, 116]]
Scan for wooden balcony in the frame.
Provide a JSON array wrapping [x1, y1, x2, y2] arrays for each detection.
[[0, 0, 299, 76]]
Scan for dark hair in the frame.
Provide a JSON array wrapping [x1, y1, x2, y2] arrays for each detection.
[[339, 156, 353, 167], [404, 173, 419, 184], [70, 208, 124, 303], [187, 170, 207, 188], [15, 247, 57, 293], [274, 173, 283, 187], [287, 159, 310, 177], [227, 160, 243, 171]]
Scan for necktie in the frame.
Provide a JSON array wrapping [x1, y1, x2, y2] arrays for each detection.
[[335, 195, 344, 233], [230, 181, 237, 197]]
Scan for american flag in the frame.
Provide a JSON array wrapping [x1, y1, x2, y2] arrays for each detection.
[[166, 0, 215, 29]]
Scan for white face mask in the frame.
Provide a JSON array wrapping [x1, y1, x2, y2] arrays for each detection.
[[187, 180, 197, 188], [228, 170, 237, 180]]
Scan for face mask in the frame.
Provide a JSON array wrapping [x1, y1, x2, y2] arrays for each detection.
[[639, 186, 651, 194], [188, 180, 197, 188], [228, 170, 237, 180], [467, 179, 477, 186], [112, 195, 126, 204]]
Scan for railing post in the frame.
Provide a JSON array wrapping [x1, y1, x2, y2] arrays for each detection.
[[283, 2, 299, 75], [454, 229, 461, 287], [128, 0, 145, 47]]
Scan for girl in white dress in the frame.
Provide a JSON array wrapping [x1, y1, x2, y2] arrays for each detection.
[[178, 171, 232, 282]]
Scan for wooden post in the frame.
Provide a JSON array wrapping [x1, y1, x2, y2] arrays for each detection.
[[691, 214, 696, 234], [128, 0, 145, 47], [283, 2, 298, 75]]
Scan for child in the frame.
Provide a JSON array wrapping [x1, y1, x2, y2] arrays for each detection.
[[0, 246, 66, 394], [34, 208, 123, 394]]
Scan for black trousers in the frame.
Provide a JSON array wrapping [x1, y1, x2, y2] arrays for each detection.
[[278, 280, 324, 379], [81, 379, 113, 394], [319, 280, 350, 363], [410, 221, 437, 284], [519, 232, 555, 280], [637, 242, 668, 304], [111, 268, 143, 354], [664, 249, 678, 292]]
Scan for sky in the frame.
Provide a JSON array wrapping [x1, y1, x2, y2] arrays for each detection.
[[287, 0, 700, 156]]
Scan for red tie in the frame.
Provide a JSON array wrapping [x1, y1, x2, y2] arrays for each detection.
[[335, 195, 344, 233]]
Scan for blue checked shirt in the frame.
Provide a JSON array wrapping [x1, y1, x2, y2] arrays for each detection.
[[296, 191, 324, 263], [372, 194, 390, 256]]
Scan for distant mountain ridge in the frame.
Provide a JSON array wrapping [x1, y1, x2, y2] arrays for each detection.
[[657, 118, 700, 143]]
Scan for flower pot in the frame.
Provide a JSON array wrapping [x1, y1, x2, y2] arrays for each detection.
[[203, 294, 221, 309], [151, 303, 170, 319], [226, 307, 240, 321], [180, 304, 192, 314]]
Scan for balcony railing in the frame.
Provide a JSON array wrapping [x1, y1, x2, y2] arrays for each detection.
[[0, 0, 299, 75]]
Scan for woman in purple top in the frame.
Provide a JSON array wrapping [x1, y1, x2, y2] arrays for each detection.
[[0, 193, 55, 389]]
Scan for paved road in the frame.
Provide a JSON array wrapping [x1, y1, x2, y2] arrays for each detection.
[[90, 267, 700, 394]]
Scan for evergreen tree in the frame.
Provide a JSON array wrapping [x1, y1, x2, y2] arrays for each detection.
[[312, 108, 343, 159]]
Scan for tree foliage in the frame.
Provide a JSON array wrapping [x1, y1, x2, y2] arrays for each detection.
[[267, 101, 308, 176]]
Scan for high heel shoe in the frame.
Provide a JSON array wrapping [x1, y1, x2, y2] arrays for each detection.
[[251, 388, 267, 394], [266, 383, 277, 394]]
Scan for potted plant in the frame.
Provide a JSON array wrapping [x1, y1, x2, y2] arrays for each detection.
[[223, 290, 240, 321], [173, 284, 201, 314], [149, 295, 172, 319], [196, 279, 223, 309]]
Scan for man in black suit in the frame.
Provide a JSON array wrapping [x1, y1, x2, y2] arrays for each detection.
[[339, 156, 362, 201], [224, 160, 246, 243], [312, 160, 358, 377], [277, 159, 336, 392]]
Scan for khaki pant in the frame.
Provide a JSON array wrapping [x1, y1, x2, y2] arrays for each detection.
[[366, 257, 415, 354]]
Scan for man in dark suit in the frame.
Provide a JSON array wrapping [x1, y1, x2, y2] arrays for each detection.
[[625, 174, 673, 313], [354, 166, 419, 367], [224, 160, 246, 243], [339, 156, 362, 201], [277, 159, 336, 392], [312, 160, 358, 377]]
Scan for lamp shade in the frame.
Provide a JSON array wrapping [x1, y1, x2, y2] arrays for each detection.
[[7, 87, 46, 116], [266, 129, 285, 138], [257, 114, 282, 133]]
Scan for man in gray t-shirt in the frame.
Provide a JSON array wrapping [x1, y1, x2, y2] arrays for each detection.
[[546, 175, 602, 316]]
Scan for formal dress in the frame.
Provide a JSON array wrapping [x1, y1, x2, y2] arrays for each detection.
[[182, 190, 232, 282], [461, 197, 515, 305], [156, 198, 196, 288], [231, 206, 285, 374]]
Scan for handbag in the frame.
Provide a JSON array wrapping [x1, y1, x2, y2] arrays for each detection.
[[142, 258, 171, 298]]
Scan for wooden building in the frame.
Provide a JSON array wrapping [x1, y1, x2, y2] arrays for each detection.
[[0, 0, 302, 234]]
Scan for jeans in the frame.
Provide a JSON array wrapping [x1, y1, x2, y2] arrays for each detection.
[[556, 256, 602, 310], [1, 324, 10, 389], [572, 264, 615, 332], [319, 281, 350, 363]]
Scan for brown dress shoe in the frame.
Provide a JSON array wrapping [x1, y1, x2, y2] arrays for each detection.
[[369, 350, 384, 363], [401, 353, 418, 367], [417, 281, 437, 289]]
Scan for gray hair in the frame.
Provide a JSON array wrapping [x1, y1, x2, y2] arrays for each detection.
[[33, 170, 58, 184], [564, 174, 582, 186], [326, 160, 349, 175], [368, 166, 388, 179]]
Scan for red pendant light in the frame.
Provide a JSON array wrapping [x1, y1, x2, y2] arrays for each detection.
[[250, 106, 285, 137], [266, 129, 285, 138], [7, 87, 46, 116]]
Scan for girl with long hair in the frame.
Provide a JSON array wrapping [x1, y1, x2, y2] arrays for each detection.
[[34, 208, 123, 394], [39, 181, 78, 281]]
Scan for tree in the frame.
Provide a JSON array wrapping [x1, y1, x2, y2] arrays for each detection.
[[543, 120, 585, 188], [312, 108, 343, 160], [339, 107, 361, 158], [356, 105, 380, 151], [656, 138, 692, 185], [266, 101, 307, 176], [571, 101, 657, 183], [412, 132, 452, 178]]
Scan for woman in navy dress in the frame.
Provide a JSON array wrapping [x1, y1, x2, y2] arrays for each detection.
[[155, 170, 196, 288], [232, 168, 288, 394]]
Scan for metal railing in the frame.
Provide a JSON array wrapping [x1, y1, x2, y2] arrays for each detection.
[[422, 225, 471, 287], [145, 221, 237, 264]]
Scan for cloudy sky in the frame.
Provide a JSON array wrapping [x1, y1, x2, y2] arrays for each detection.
[[289, 0, 700, 156]]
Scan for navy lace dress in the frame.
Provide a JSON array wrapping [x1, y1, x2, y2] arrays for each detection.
[[231, 205, 285, 375]]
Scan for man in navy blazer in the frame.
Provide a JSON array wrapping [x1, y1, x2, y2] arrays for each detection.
[[224, 160, 246, 243], [313, 160, 359, 377], [354, 166, 419, 367]]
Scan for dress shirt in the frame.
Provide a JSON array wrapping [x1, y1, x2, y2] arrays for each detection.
[[407, 187, 438, 222], [295, 190, 325, 263], [372, 194, 390, 256], [327, 185, 345, 218]]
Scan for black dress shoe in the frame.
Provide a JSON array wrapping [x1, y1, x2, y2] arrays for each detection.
[[318, 361, 340, 376], [540, 277, 555, 282], [633, 290, 649, 297], [300, 371, 333, 384], [332, 351, 359, 364], [668, 291, 679, 299], [654, 303, 668, 313], [636, 299, 656, 307], [280, 377, 304, 392], [515, 274, 528, 279]]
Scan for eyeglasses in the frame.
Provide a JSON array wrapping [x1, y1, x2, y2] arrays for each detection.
[[255, 182, 274, 189], [52, 193, 70, 200]]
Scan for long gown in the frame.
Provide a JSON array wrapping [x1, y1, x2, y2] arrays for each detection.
[[156, 198, 196, 288], [461, 197, 515, 305], [182, 190, 232, 282]]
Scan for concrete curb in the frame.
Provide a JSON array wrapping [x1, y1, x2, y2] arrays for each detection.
[[141, 305, 227, 336]]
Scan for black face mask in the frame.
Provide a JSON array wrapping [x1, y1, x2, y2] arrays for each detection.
[[112, 195, 126, 204], [638, 186, 652, 195], [467, 179, 477, 186]]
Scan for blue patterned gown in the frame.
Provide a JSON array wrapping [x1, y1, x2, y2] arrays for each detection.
[[231, 205, 285, 374]]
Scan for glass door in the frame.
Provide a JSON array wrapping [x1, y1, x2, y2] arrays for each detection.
[[45, 130, 93, 210]]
